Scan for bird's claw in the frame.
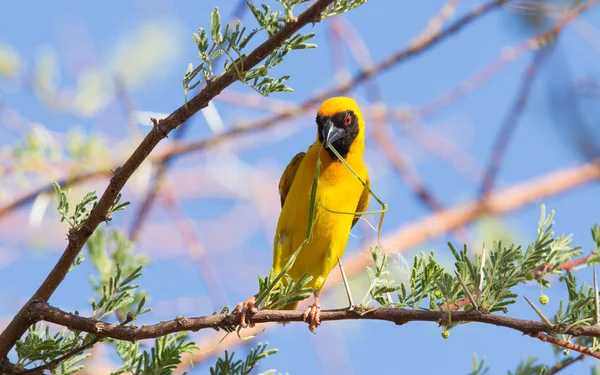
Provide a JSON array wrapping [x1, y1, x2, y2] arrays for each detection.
[[234, 296, 258, 328], [302, 300, 321, 333]]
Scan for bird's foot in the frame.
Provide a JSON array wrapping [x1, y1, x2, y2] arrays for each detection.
[[234, 296, 258, 328], [302, 297, 321, 333]]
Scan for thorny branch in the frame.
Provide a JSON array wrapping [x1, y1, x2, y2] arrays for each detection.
[[0, 0, 343, 358]]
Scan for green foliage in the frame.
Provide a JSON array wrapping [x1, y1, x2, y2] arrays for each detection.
[[15, 324, 92, 374], [387, 251, 448, 310], [182, 0, 365, 99], [362, 205, 590, 329], [554, 272, 595, 327], [52, 183, 130, 231], [364, 245, 401, 305], [447, 205, 581, 314], [256, 270, 313, 310], [509, 357, 547, 375], [469, 354, 489, 375], [586, 223, 600, 266], [87, 228, 151, 321], [52, 182, 97, 231], [112, 332, 198, 375], [209, 342, 279, 375], [90, 263, 148, 320], [14, 228, 148, 373], [321, 0, 367, 18]]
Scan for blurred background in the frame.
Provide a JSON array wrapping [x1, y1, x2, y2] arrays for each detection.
[[1, 0, 600, 373]]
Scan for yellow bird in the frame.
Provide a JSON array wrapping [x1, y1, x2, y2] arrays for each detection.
[[235, 96, 370, 331]]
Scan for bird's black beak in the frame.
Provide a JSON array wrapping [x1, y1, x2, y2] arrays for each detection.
[[322, 119, 343, 147]]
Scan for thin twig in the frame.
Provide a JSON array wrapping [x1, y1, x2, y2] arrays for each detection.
[[478, 243, 487, 297], [594, 268, 599, 325], [160, 184, 227, 308], [546, 354, 585, 375], [455, 271, 479, 310], [523, 296, 553, 327], [529, 332, 600, 359], [371, 105, 445, 211], [338, 257, 354, 309]]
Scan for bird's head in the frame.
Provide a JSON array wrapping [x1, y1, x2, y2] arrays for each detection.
[[315, 97, 365, 159]]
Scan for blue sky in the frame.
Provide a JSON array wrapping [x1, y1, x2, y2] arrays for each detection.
[[1, 0, 600, 373]]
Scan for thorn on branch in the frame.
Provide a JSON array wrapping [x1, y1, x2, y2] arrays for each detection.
[[151, 117, 169, 139]]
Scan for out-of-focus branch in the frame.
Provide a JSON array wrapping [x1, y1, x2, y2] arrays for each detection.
[[0, 0, 344, 358], [160, 184, 227, 308], [371, 105, 444, 211], [546, 354, 585, 375], [0, 170, 110, 219], [479, 47, 553, 199], [411, 0, 461, 45]]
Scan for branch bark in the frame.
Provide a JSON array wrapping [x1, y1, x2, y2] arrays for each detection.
[[25, 301, 600, 344], [0, 0, 339, 358]]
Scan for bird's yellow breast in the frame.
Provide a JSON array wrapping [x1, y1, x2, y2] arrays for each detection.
[[272, 142, 367, 292]]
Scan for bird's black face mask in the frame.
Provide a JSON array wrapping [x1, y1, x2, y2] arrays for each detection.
[[316, 110, 360, 159]]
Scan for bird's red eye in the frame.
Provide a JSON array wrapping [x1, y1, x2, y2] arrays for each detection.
[[344, 115, 352, 125]]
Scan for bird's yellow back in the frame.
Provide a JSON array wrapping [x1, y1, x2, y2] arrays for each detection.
[[273, 97, 369, 309]]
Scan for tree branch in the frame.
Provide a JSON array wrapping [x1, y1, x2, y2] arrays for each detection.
[[0, 0, 341, 358], [528, 332, 600, 359], [546, 354, 585, 375], [19, 314, 134, 375], [26, 301, 600, 344]]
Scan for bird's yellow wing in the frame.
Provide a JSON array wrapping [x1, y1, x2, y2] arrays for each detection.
[[278, 152, 306, 207], [351, 177, 370, 228]]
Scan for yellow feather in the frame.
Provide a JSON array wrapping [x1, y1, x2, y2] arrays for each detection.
[[273, 97, 369, 310]]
